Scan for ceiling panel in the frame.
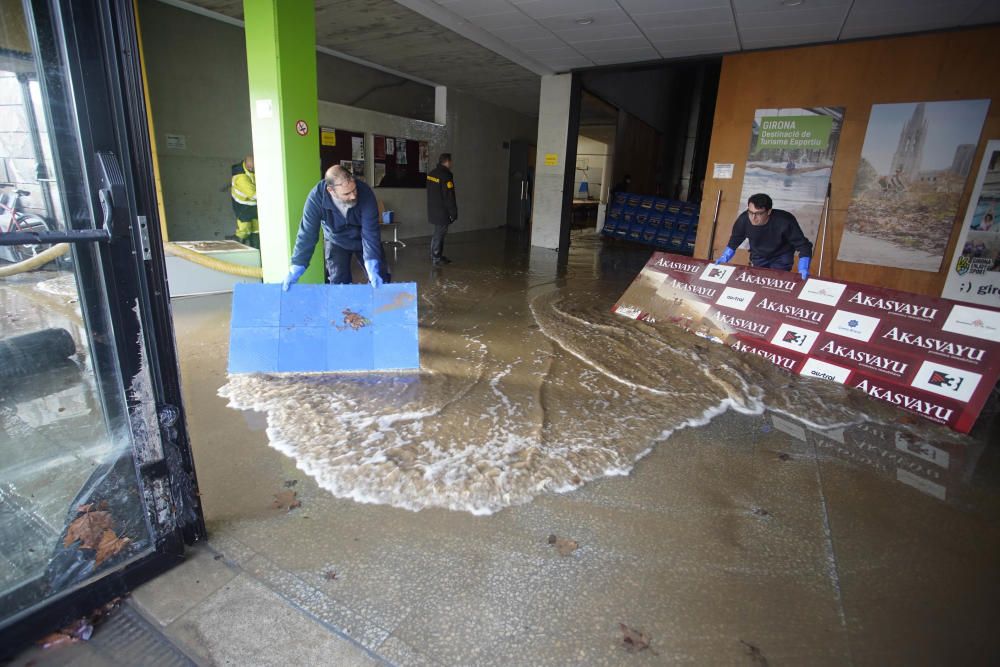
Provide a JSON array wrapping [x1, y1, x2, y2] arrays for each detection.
[[620, 7, 736, 28], [619, 0, 730, 12], [735, 6, 851, 30], [644, 23, 739, 43], [512, 0, 621, 19], [177, 0, 1000, 121]]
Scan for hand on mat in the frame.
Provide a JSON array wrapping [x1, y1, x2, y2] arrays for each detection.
[[715, 247, 735, 264], [798, 256, 810, 280], [282, 264, 306, 291], [364, 259, 383, 289]]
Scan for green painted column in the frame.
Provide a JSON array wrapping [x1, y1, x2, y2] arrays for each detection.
[[243, 0, 322, 284]]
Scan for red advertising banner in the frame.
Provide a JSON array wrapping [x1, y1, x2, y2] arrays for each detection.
[[613, 252, 1000, 433]]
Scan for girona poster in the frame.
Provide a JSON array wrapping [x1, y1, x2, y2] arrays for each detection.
[[941, 140, 1000, 307], [837, 99, 990, 272], [738, 107, 844, 245]]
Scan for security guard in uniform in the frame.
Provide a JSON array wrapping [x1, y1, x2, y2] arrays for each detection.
[[231, 154, 259, 248], [426, 153, 457, 266]]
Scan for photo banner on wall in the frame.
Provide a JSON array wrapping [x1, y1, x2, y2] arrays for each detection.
[[942, 140, 1000, 307], [612, 252, 1000, 433], [738, 107, 844, 245], [837, 99, 991, 272]]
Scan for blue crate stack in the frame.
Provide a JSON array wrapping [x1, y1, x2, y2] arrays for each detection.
[[602, 193, 699, 255]]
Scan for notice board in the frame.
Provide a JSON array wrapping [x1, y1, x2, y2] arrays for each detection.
[[373, 135, 429, 188], [613, 252, 1000, 433], [319, 127, 367, 182]]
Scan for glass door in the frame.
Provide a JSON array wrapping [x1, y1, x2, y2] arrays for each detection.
[[0, 0, 203, 652]]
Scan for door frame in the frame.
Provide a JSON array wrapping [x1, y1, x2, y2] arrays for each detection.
[[0, 0, 204, 653]]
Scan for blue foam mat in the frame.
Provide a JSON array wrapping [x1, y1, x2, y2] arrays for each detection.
[[228, 282, 419, 373]]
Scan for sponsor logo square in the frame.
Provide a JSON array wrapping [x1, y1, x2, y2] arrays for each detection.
[[798, 278, 846, 307], [942, 304, 1000, 342], [771, 322, 820, 354], [716, 287, 756, 312], [799, 358, 852, 384], [911, 360, 982, 403], [825, 309, 881, 343], [699, 264, 737, 284]]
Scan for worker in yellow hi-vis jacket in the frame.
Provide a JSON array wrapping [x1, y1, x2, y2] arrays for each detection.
[[426, 152, 457, 266], [231, 154, 258, 248]]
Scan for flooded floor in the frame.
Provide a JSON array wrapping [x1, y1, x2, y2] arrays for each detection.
[[168, 229, 1000, 664]]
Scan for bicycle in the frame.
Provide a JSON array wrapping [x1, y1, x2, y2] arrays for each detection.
[[0, 183, 58, 264]]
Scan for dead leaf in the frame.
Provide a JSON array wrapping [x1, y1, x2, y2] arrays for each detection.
[[620, 623, 657, 655], [94, 529, 130, 566], [283, 479, 298, 488], [63, 511, 113, 549], [740, 639, 769, 666], [272, 490, 301, 512], [776, 452, 791, 461], [547, 534, 578, 556], [324, 570, 338, 580], [38, 632, 78, 649]]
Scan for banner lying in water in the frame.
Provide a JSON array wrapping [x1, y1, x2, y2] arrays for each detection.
[[613, 253, 1000, 433]]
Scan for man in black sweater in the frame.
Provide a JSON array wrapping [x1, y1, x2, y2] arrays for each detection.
[[715, 193, 812, 279]]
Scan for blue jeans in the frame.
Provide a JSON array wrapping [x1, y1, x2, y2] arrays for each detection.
[[752, 252, 793, 271]]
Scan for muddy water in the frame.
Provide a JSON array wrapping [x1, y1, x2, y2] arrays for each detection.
[[219, 242, 953, 515]]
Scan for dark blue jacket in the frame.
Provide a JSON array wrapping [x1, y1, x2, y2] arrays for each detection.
[[290, 179, 380, 267]]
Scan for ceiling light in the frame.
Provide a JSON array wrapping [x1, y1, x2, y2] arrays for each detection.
[[781, 0, 804, 6], [575, 17, 594, 25]]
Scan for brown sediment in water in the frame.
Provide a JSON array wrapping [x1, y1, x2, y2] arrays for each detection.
[[219, 273, 939, 515]]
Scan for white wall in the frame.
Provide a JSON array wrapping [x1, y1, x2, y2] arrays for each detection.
[[530, 74, 572, 250], [574, 135, 608, 202], [318, 87, 536, 239]]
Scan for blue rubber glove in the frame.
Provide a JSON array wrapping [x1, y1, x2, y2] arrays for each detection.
[[282, 264, 306, 291], [364, 259, 383, 289], [798, 256, 810, 280], [715, 247, 735, 264]]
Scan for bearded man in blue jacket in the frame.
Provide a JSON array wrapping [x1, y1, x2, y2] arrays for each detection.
[[282, 165, 388, 290]]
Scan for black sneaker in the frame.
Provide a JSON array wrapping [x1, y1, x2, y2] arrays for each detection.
[[438, 256, 453, 264]]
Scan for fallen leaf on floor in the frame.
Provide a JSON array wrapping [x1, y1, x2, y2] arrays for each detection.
[[740, 639, 769, 666], [283, 479, 298, 488], [750, 507, 771, 518], [272, 490, 301, 511], [777, 452, 791, 461], [324, 570, 338, 580], [39, 598, 122, 650], [94, 529, 130, 566], [547, 534, 579, 556], [571, 475, 582, 485], [64, 510, 113, 550], [619, 623, 657, 655]]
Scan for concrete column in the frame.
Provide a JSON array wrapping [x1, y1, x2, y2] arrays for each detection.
[[434, 86, 447, 126], [243, 0, 322, 283], [530, 74, 573, 250]]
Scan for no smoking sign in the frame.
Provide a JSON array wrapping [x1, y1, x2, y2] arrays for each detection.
[[295, 119, 308, 136]]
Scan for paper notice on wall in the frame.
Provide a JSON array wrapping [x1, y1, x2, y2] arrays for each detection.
[[165, 134, 186, 150], [396, 139, 408, 165], [385, 138, 394, 156], [419, 142, 429, 172], [340, 160, 353, 173], [713, 163, 733, 179], [544, 153, 558, 166], [352, 136, 365, 160], [374, 162, 386, 187], [320, 127, 336, 147]]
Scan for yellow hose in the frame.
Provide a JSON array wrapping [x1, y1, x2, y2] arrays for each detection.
[[0, 243, 70, 277], [165, 242, 263, 278], [133, 0, 169, 243]]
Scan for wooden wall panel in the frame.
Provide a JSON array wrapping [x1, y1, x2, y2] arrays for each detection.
[[695, 26, 1000, 297]]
